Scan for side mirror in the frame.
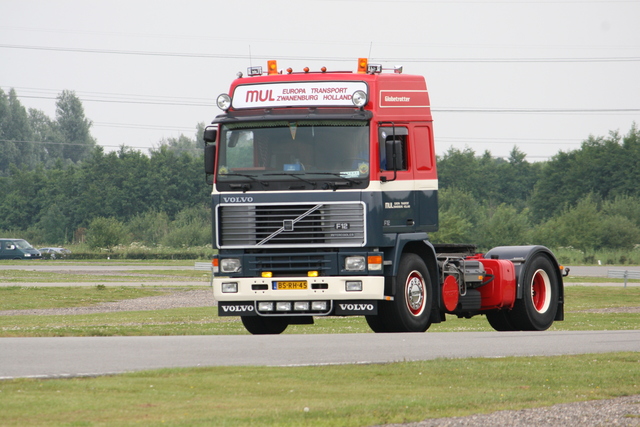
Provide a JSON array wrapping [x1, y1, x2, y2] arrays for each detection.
[[203, 127, 217, 143], [205, 144, 216, 175], [385, 139, 405, 170]]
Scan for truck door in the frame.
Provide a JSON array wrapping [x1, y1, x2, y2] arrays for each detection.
[[379, 126, 417, 233]]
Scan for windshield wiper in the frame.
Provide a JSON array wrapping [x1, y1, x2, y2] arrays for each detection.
[[220, 172, 259, 182], [307, 172, 361, 190], [264, 172, 317, 188], [220, 173, 269, 192]]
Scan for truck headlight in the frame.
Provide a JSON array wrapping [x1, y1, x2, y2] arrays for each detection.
[[352, 90, 367, 107], [217, 93, 231, 111], [220, 258, 241, 273], [345, 256, 366, 271]]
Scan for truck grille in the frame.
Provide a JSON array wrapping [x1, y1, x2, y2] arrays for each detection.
[[217, 202, 366, 248]]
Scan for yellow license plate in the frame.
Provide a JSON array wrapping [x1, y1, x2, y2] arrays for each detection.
[[274, 281, 308, 290]]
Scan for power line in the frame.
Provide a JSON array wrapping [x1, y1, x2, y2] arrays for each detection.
[[433, 107, 640, 114], [2, 44, 640, 63]]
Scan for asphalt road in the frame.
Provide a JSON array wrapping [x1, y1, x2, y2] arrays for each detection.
[[2, 330, 639, 380]]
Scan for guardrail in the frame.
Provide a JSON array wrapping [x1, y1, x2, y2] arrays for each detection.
[[194, 262, 213, 271], [607, 269, 640, 287], [194, 262, 214, 286]]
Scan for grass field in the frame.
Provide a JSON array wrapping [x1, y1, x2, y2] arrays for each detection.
[[0, 353, 638, 426], [0, 270, 638, 426], [0, 285, 638, 337]]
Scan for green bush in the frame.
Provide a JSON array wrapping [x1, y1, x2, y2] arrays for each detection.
[[86, 217, 126, 249]]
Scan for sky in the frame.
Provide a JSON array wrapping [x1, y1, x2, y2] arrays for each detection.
[[1, 0, 639, 161]]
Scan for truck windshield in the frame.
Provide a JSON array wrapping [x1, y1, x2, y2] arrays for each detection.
[[216, 120, 369, 187]]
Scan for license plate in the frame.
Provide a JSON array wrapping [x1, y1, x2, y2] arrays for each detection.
[[273, 281, 308, 290]]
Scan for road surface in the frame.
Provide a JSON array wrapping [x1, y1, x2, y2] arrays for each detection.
[[1, 330, 639, 379]]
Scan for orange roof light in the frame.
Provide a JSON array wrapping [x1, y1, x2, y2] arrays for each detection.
[[303, 66, 310, 73], [357, 58, 368, 74], [267, 60, 278, 75]]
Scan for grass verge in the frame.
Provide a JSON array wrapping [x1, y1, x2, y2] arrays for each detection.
[[0, 353, 638, 426], [0, 286, 638, 337]]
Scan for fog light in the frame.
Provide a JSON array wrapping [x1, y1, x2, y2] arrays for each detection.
[[258, 302, 274, 311], [294, 302, 310, 311], [346, 281, 363, 292], [345, 256, 366, 271], [311, 301, 328, 311], [276, 302, 292, 311], [221, 282, 238, 293]]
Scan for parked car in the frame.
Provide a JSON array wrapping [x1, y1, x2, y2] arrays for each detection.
[[38, 247, 72, 259], [0, 238, 42, 260]]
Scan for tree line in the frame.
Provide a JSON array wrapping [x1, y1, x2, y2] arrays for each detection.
[[0, 87, 210, 248], [1, 87, 639, 252], [433, 124, 640, 252]]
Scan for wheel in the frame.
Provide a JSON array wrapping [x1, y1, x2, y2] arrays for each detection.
[[241, 316, 289, 335], [365, 312, 391, 333], [486, 310, 518, 331], [508, 255, 559, 331], [382, 253, 433, 333]]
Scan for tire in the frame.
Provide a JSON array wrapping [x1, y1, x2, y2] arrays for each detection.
[[383, 253, 433, 333], [486, 310, 518, 331], [365, 312, 391, 333], [241, 316, 289, 335], [508, 255, 559, 331]]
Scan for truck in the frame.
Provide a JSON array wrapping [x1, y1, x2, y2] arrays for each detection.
[[203, 58, 566, 334]]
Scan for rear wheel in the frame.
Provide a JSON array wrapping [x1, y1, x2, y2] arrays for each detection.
[[486, 310, 518, 331], [509, 255, 559, 331], [241, 316, 289, 335]]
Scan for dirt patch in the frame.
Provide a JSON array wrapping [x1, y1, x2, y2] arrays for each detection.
[[0, 289, 216, 316]]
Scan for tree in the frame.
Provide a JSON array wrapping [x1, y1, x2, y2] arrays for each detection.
[[55, 90, 96, 162], [0, 88, 44, 173], [36, 203, 69, 244], [477, 204, 531, 250], [86, 217, 126, 249]]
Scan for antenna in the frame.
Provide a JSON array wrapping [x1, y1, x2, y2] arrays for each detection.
[[249, 45, 252, 68], [368, 42, 373, 59]]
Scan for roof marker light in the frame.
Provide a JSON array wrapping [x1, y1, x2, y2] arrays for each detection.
[[303, 67, 310, 73], [247, 66, 262, 76], [357, 58, 368, 74], [321, 66, 327, 73], [267, 60, 278, 75], [287, 67, 293, 74], [367, 63, 383, 74]]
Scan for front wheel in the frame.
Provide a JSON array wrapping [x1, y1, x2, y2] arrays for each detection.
[[241, 316, 289, 335], [382, 253, 433, 333], [508, 255, 559, 331]]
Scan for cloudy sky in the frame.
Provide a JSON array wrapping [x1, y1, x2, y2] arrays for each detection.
[[1, 0, 639, 160]]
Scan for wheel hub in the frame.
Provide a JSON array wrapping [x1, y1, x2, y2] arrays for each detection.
[[406, 271, 425, 315]]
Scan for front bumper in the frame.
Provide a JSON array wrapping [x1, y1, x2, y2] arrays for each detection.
[[213, 275, 385, 302]]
